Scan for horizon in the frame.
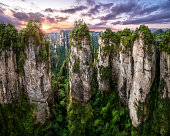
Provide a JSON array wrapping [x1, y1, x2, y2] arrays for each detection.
[[0, 0, 170, 33]]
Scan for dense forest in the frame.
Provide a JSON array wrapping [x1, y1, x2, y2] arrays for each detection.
[[0, 20, 169, 136]]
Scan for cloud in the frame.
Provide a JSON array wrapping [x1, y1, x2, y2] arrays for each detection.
[[75, 0, 95, 5], [100, 2, 137, 21], [99, 0, 170, 26], [46, 16, 68, 23], [59, 5, 87, 14], [85, 0, 95, 5], [44, 8, 53, 13], [0, 2, 9, 7], [55, 16, 68, 22], [0, 8, 4, 13], [95, 21, 107, 26], [82, 3, 113, 17], [0, 12, 21, 26], [87, 23, 119, 31], [13, 12, 29, 21], [28, 12, 45, 22], [130, 1, 170, 17], [112, 11, 170, 25]]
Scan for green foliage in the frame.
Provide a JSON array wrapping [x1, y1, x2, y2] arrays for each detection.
[[153, 29, 165, 40], [20, 20, 49, 62], [160, 29, 170, 54], [67, 102, 93, 136], [133, 25, 155, 56], [51, 45, 67, 75], [0, 24, 18, 51], [98, 65, 111, 81], [72, 57, 80, 73], [20, 20, 45, 45], [0, 91, 37, 136], [70, 20, 91, 49], [100, 29, 120, 54], [121, 36, 132, 49]]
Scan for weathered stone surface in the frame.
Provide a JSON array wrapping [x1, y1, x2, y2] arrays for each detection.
[[0, 38, 53, 124], [69, 38, 92, 103], [128, 35, 156, 127], [160, 51, 170, 98], [0, 47, 19, 104], [97, 37, 111, 91], [22, 38, 52, 123], [98, 33, 156, 127], [113, 43, 133, 104]]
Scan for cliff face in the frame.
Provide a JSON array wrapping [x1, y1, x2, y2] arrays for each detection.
[[128, 34, 156, 127], [0, 22, 53, 124], [160, 51, 170, 98], [0, 24, 19, 104], [0, 47, 19, 104], [97, 38, 111, 91], [22, 37, 52, 123], [111, 42, 133, 104], [69, 38, 92, 103], [69, 21, 93, 103], [97, 27, 156, 127]]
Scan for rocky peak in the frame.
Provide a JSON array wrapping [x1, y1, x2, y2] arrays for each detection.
[[69, 20, 93, 103], [0, 21, 53, 124], [97, 25, 156, 127]]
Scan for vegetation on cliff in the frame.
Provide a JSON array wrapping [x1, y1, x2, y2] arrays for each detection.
[[70, 20, 91, 49], [160, 29, 170, 54]]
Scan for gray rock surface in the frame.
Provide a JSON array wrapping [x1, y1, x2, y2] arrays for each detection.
[[97, 37, 111, 91], [128, 35, 156, 127], [97, 33, 156, 127], [22, 38, 52, 123], [69, 38, 92, 103], [0, 37, 53, 124], [160, 51, 170, 98], [0, 47, 19, 104]]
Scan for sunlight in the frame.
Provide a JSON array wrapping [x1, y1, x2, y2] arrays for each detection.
[[42, 24, 50, 30]]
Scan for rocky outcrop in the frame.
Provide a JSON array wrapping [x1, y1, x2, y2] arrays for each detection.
[[97, 37, 111, 91], [111, 42, 133, 104], [97, 27, 156, 127], [128, 34, 156, 127], [69, 21, 93, 103], [0, 24, 19, 104], [22, 37, 52, 123], [160, 51, 170, 98], [0, 22, 53, 124], [0, 47, 19, 104], [69, 38, 92, 103]]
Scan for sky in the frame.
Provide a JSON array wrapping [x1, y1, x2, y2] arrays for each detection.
[[0, 0, 170, 32]]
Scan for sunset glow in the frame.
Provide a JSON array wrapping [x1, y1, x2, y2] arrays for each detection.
[[42, 24, 51, 30]]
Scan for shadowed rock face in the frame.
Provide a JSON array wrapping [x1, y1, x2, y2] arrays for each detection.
[[160, 51, 170, 98], [97, 37, 111, 91], [0, 47, 19, 104], [69, 38, 92, 103], [97, 33, 156, 127], [22, 38, 52, 123], [0, 23, 53, 124]]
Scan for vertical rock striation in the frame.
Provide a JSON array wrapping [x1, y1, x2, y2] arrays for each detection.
[[0, 22, 53, 124], [97, 37, 111, 91], [159, 29, 170, 98], [69, 20, 92, 103], [0, 24, 19, 104], [20, 21, 53, 123], [128, 33, 156, 127], [160, 51, 170, 98], [97, 26, 156, 127]]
